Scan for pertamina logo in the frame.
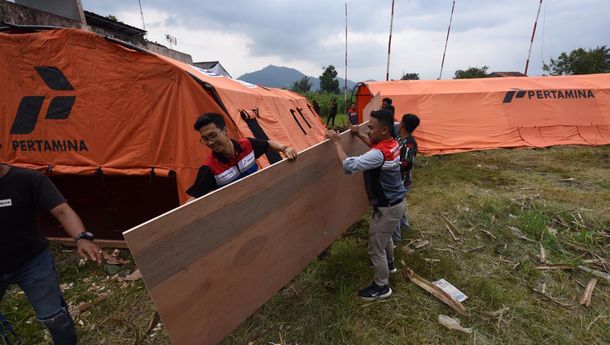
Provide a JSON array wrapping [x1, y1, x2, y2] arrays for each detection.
[[503, 88, 595, 103], [10, 66, 88, 152]]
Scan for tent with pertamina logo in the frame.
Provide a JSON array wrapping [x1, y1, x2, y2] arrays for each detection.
[[356, 74, 610, 155], [0, 28, 327, 241]]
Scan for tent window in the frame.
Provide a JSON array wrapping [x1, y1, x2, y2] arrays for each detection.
[[307, 104, 319, 117], [240, 109, 282, 164], [295, 107, 312, 128], [290, 109, 307, 135]]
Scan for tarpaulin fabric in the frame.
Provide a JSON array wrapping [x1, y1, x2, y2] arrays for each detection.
[[356, 74, 610, 155], [0, 29, 326, 204]]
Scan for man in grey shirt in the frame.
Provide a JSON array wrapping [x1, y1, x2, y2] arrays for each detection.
[[327, 109, 406, 300]]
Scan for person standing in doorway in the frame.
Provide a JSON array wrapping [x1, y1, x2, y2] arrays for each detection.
[[186, 112, 297, 201], [347, 102, 358, 125]]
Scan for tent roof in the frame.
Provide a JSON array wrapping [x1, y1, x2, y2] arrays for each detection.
[[357, 74, 610, 155], [1, 28, 326, 203]]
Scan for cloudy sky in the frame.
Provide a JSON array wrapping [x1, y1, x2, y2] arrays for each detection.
[[81, 0, 609, 81]]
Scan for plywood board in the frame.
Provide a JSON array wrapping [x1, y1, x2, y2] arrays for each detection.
[[123, 131, 370, 345]]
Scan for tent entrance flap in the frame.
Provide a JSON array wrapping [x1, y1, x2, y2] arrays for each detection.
[[39, 174, 180, 240], [239, 109, 282, 164]]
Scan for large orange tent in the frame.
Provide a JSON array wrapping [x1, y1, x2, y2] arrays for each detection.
[[356, 75, 610, 155], [0, 28, 326, 240]]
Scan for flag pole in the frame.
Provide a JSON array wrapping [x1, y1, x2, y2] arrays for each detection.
[[438, 0, 455, 80], [344, 1, 348, 116], [137, 0, 146, 31], [385, 0, 395, 81], [524, 0, 543, 76]]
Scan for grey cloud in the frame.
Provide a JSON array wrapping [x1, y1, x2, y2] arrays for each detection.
[[82, 0, 609, 80]]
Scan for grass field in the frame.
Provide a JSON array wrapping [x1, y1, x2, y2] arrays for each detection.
[[2, 145, 609, 344]]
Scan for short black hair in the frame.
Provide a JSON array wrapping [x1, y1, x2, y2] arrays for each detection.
[[194, 112, 226, 131], [370, 108, 395, 136], [382, 97, 392, 105], [401, 113, 420, 133]]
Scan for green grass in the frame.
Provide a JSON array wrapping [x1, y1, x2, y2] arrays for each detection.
[[2, 145, 609, 344]]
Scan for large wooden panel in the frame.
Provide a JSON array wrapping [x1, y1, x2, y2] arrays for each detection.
[[123, 131, 370, 345]]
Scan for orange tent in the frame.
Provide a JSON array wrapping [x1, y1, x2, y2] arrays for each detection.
[[356, 75, 610, 155], [1, 28, 326, 239]]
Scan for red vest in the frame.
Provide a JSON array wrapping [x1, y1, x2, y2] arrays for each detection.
[[205, 139, 258, 187]]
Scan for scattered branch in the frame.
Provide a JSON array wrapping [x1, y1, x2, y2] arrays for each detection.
[[578, 266, 610, 282], [579, 278, 597, 307], [586, 314, 607, 331], [508, 226, 537, 243], [479, 229, 496, 240], [445, 223, 460, 241], [531, 288, 577, 310], [440, 213, 463, 236], [404, 267, 466, 316], [535, 264, 574, 270]]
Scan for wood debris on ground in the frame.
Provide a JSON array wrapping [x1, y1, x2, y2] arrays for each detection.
[[535, 264, 574, 270], [508, 226, 537, 243], [438, 314, 472, 334], [74, 293, 109, 315], [531, 288, 578, 310], [102, 249, 130, 265], [403, 267, 466, 316], [578, 266, 610, 282], [118, 268, 143, 282], [579, 278, 597, 307]]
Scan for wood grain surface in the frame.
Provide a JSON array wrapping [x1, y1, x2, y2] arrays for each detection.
[[123, 130, 370, 345]]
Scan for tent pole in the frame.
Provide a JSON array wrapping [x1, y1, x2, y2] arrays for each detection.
[[385, 0, 395, 81], [524, 0, 543, 76], [438, 1, 455, 80]]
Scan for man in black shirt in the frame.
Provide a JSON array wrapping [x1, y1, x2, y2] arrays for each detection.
[[382, 97, 395, 116], [0, 163, 102, 345], [326, 98, 338, 127]]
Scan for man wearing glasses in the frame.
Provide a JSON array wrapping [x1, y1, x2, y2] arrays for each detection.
[[186, 112, 297, 202]]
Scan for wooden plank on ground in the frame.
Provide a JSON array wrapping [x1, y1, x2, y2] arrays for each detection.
[[123, 131, 370, 345]]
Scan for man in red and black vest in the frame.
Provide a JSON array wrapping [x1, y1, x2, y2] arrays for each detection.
[[186, 112, 297, 201], [327, 109, 406, 301]]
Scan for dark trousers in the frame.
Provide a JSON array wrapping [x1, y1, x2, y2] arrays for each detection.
[[0, 249, 77, 345]]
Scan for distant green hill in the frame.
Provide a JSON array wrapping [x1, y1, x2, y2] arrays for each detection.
[[238, 64, 357, 91]]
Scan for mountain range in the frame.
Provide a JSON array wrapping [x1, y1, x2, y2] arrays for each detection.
[[238, 65, 357, 91]]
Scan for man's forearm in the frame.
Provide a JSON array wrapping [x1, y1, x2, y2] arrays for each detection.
[[268, 140, 297, 160], [50, 203, 86, 239], [268, 140, 284, 152], [332, 141, 348, 163]]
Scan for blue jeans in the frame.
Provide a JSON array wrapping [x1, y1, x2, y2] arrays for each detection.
[[0, 249, 77, 345]]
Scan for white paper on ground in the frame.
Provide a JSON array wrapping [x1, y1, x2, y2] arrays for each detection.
[[432, 278, 468, 302]]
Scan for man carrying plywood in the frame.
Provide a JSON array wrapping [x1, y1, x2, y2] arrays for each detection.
[[326, 109, 406, 300], [186, 113, 297, 202]]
